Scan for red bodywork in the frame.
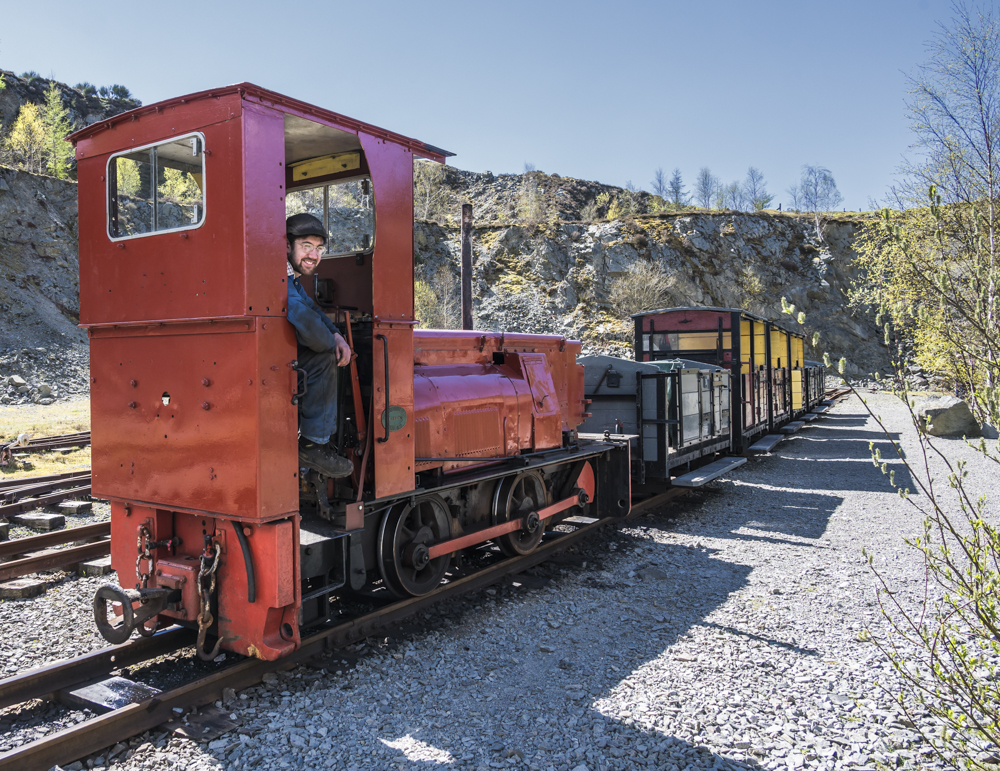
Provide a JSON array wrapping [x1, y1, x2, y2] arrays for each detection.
[[413, 331, 584, 472], [71, 85, 590, 659]]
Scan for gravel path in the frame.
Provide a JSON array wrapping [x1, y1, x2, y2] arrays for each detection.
[[3, 390, 993, 771]]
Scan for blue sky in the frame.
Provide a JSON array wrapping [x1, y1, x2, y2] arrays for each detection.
[[1, 0, 960, 210]]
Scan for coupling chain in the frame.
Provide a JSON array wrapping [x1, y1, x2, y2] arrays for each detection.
[[196, 537, 223, 660], [135, 525, 153, 589]]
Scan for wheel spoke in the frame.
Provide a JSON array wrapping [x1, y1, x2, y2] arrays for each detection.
[[378, 497, 451, 598]]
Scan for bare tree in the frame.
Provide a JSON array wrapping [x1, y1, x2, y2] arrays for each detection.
[[650, 167, 668, 198], [718, 180, 747, 211], [793, 164, 843, 240], [413, 160, 450, 221], [798, 165, 843, 212], [694, 167, 719, 208], [667, 168, 690, 207], [742, 166, 773, 210], [786, 183, 804, 211]]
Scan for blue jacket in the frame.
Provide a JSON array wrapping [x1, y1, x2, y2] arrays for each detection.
[[287, 274, 343, 353]]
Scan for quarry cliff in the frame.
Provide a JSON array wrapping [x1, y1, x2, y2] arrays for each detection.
[[414, 169, 881, 373], [0, 162, 883, 383]]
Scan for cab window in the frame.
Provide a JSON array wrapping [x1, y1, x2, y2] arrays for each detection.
[[286, 176, 374, 257], [108, 133, 205, 240]]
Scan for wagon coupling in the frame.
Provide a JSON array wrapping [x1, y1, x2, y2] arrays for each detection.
[[93, 584, 173, 645]]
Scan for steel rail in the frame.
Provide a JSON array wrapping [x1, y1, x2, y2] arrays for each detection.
[[0, 515, 615, 771], [0, 538, 111, 582], [0, 470, 92, 492], [0, 521, 110, 561], [1, 473, 92, 504], [0, 626, 194, 711], [0, 485, 92, 518]]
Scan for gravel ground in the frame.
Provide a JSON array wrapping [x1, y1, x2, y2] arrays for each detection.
[[0, 342, 90, 406], [2, 390, 995, 771]]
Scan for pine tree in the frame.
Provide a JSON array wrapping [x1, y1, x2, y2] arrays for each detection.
[[667, 168, 690, 206], [42, 83, 74, 179]]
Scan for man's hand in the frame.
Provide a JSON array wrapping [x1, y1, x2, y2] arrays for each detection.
[[333, 334, 352, 367]]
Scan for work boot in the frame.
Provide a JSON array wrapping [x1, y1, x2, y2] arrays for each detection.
[[298, 438, 353, 478]]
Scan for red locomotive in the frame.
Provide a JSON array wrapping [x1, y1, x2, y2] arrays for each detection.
[[70, 84, 630, 660]]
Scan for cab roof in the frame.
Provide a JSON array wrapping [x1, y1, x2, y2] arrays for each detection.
[[66, 82, 453, 163]]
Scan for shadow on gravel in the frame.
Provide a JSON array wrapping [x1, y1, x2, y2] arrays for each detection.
[[369, 538, 768, 770]]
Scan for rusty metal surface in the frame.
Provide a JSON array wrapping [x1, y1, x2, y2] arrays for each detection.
[[0, 538, 110, 582], [411, 331, 585, 474], [0, 521, 108, 560], [426, 493, 581, 560], [89, 324, 297, 521]]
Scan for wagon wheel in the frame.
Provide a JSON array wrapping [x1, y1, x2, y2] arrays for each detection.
[[377, 495, 452, 598], [491, 470, 547, 557]]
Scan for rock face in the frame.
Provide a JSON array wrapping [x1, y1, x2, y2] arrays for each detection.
[[415, 197, 885, 373], [0, 149, 886, 404], [0, 166, 83, 349], [916, 396, 982, 438]]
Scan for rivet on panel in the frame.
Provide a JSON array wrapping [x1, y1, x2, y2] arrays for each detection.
[[202, 378, 211, 387], [202, 402, 210, 411], [128, 401, 137, 409], [130, 380, 137, 388]]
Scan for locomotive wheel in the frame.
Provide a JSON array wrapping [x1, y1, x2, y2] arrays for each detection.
[[377, 495, 452, 598], [492, 470, 547, 557]]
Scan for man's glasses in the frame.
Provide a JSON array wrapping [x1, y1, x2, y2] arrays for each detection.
[[297, 242, 326, 257]]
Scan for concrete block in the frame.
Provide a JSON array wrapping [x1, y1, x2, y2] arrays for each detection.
[[748, 434, 783, 453], [0, 578, 46, 599], [11, 512, 65, 531], [78, 556, 113, 577], [672, 457, 747, 488], [58, 676, 161, 713], [59, 500, 92, 514]]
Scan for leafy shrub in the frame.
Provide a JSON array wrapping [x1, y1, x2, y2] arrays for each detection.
[[607, 258, 673, 318]]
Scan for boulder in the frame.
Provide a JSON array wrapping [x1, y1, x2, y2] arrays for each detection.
[[917, 396, 982, 438]]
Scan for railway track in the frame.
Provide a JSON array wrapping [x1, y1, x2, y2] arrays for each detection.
[[0, 472, 93, 520], [0, 521, 109, 582], [0, 466, 101, 579], [0, 432, 91, 467], [0, 512, 628, 771]]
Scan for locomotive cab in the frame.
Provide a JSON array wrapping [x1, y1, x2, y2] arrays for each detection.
[[72, 84, 630, 660]]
